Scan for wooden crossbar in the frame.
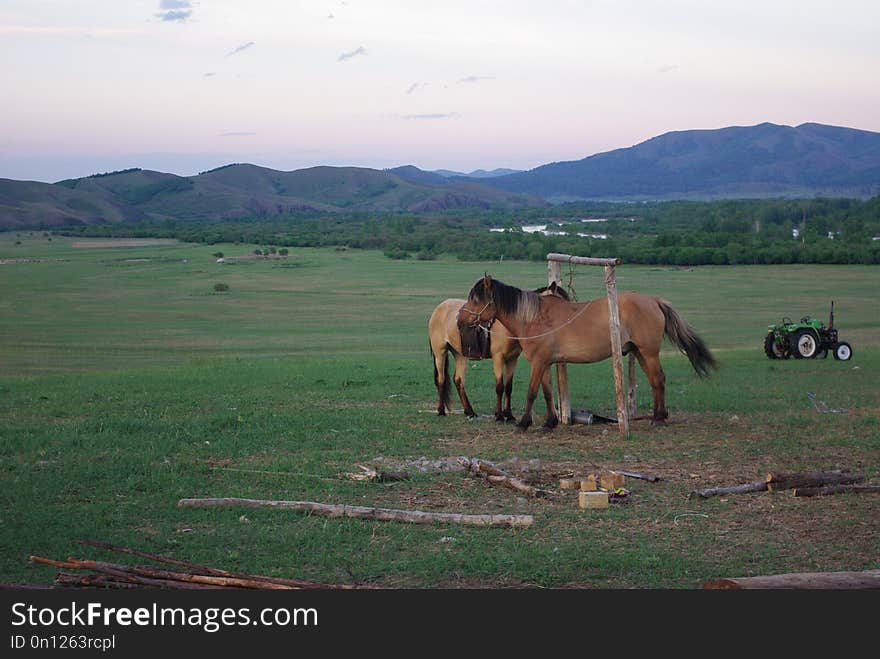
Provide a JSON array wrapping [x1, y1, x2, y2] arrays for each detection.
[[547, 252, 630, 437]]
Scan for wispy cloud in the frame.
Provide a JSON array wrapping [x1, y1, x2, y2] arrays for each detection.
[[405, 82, 428, 95], [338, 46, 367, 61], [457, 75, 495, 84], [156, 0, 193, 23], [220, 131, 257, 137], [656, 64, 678, 74], [402, 112, 459, 120], [226, 41, 255, 57]]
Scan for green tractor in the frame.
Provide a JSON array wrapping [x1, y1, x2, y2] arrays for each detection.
[[764, 301, 852, 361]]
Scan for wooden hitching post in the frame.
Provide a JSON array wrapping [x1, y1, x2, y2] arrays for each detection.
[[547, 258, 570, 425], [546, 253, 629, 437]]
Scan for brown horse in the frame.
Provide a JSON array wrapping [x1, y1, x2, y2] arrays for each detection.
[[429, 284, 568, 421], [457, 275, 716, 431]]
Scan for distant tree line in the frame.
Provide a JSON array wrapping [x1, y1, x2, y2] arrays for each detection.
[[57, 197, 880, 265]]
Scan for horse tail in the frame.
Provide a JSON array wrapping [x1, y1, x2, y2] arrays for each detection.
[[657, 300, 717, 377], [431, 341, 452, 411]]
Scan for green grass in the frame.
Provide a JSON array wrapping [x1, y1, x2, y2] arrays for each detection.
[[1, 232, 878, 588]]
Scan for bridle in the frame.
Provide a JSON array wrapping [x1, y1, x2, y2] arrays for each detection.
[[459, 299, 495, 330]]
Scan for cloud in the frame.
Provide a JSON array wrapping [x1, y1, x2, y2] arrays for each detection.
[[401, 112, 459, 120], [405, 82, 428, 95], [456, 75, 495, 84], [156, 0, 193, 22], [220, 132, 257, 137], [656, 64, 678, 74], [338, 46, 367, 61], [226, 41, 256, 57]]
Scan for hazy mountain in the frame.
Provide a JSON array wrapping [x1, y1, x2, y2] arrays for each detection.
[[0, 164, 544, 229], [434, 167, 523, 178], [483, 123, 880, 201]]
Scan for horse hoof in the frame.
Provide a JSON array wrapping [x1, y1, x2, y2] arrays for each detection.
[[515, 425, 528, 433], [650, 418, 667, 427], [539, 425, 555, 433], [494, 415, 505, 423], [505, 416, 517, 424]]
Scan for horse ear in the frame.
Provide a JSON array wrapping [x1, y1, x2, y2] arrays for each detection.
[[483, 273, 492, 291], [549, 281, 558, 293]]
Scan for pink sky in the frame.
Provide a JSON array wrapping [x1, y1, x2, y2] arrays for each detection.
[[2, 0, 878, 181]]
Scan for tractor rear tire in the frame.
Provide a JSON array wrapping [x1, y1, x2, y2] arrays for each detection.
[[833, 342, 852, 361], [764, 334, 787, 359], [792, 330, 818, 358]]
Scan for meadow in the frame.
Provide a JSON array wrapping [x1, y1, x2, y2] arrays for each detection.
[[1, 232, 878, 588]]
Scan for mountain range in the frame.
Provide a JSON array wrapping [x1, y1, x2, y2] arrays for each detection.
[[0, 164, 542, 229], [1, 122, 878, 229], [486, 122, 880, 201]]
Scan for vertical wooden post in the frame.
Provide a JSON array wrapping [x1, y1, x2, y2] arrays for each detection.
[[548, 259, 571, 425], [604, 265, 629, 437], [627, 353, 637, 417]]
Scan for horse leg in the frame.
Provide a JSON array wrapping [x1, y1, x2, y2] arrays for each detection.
[[515, 362, 547, 432], [634, 350, 668, 425], [539, 368, 558, 431], [502, 358, 517, 422], [453, 353, 477, 418], [432, 343, 450, 416], [492, 354, 506, 422]]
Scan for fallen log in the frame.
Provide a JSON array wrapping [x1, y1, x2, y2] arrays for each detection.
[[458, 457, 548, 497], [765, 470, 864, 492], [30, 557, 215, 589], [689, 481, 768, 499], [704, 570, 880, 590], [793, 484, 880, 497], [178, 497, 534, 528], [612, 470, 663, 483]]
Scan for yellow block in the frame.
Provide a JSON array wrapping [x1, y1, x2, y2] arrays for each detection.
[[578, 491, 609, 509], [579, 474, 598, 491], [601, 473, 625, 491]]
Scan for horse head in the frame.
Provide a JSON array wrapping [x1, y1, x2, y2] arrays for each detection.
[[457, 274, 497, 330]]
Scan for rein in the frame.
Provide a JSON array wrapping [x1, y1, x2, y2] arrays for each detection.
[[465, 293, 598, 341]]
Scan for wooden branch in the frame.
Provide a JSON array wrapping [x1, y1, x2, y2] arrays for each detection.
[[766, 470, 864, 492], [178, 497, 534, 528], [689, 481, 768, 499], [704, 570, 880, 590], [77, 539, 235, 577], [612, 470, 663, 483], [342, 465, 410, 483], [793, 484, 880, 497], [55, 573, 140, 589], [457, 457, 548, 497], [37, 552, 370, 590]]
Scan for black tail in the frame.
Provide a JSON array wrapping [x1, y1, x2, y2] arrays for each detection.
[[431, 341, 452, 411], [658, 300, 717, 377]]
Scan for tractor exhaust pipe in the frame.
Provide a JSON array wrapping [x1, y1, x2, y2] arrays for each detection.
[[829, 300, 835, 330]]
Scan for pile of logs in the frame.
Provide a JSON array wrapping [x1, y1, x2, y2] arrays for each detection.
[[457, 457, 549, 498], [30, 540, 372, 590], [690, 470, 878, 499]]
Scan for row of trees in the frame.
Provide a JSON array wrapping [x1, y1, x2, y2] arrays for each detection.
[[56, 197, 880, 265]]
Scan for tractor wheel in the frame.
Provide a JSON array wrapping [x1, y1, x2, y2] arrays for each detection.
[[792, 329, 818, 358], [764, 334, 787, 359], [833, 342, 852, 361]]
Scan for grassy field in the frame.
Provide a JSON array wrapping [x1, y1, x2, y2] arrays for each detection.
[[1, 232, 878, 588]]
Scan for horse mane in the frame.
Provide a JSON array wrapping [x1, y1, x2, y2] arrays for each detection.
[[468, 276, 543, 325]]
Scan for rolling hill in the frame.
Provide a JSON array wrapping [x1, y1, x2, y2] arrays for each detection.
[[0, 164, 543, 229], [483, 122, 880, 201]]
